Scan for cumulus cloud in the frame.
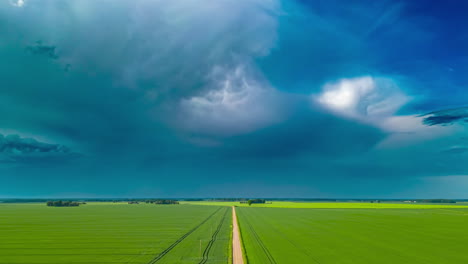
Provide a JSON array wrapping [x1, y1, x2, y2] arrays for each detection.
[[10, 0, 25, 7], [316, 76, 409, 123], [178, 62, 286, 136], [315, 76, 459, 148]]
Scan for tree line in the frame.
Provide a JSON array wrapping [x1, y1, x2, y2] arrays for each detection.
[[417, 199, 456, 203], [239, 199, 267, 206], [46, 201, 84, 207], [145, 199, 179, 204]]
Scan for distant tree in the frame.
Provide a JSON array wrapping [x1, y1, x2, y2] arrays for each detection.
[[246, 199, 266, 205], [46, 200, 80, 207], [417, 199, 456, 203], [153, 199, 179, 204]]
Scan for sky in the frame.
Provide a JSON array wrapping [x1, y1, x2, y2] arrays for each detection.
[[1, 0, 468, 198]]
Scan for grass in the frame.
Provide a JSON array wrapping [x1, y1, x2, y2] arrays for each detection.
[[3, 201, 468, 264], [182, 201, 468, 209], [236, 207, 468, 264], [0, 203, 231, 264]]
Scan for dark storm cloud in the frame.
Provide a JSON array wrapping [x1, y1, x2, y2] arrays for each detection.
[[0, 0, 283, 142], [220, 106, 385, 159], [0, 134, 69, 154], [26, 41, 59, 59], [1, 0, 468, 197], [4, 0, 280, 102], [0, 133, 78, 164], [422, 107, 468, 126]]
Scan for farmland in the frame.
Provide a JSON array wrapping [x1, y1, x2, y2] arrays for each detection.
[[2, 201, 468, 264], [0, 203, 231, 264], [236, 207, 468, 264], [182, 201, 468, 209]]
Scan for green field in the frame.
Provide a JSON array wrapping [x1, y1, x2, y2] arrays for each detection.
[[237, 207, 468, 264], [182, 201, 468, 209], [0, 203, 231, 264], [3, 201, 468, 264]]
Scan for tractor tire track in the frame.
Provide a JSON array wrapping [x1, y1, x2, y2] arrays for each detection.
[[199, 207, 229, 264], [147, 207, 222, 264], [243, 212, 277, 264]]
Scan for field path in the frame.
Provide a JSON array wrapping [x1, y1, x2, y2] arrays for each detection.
[[232, 206, 245, 264]]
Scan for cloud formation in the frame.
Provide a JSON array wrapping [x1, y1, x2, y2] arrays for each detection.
[[316, 76, 408, 124], [26, 41, 58, 60], [0, 134, 77, 164], [422, 107, 468, 126], [0, 0, 468, 197], [179, 63, 287, 136], [9, 0, 24, 7], [0, 134, 69, 154]]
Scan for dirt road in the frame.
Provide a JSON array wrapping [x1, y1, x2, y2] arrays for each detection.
[[232, 206, 245, 264]]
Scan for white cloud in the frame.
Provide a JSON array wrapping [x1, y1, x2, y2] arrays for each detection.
[[316, 76, 409, 122], [377, 116, 461, 148], [179, 63, 284, 137], [315, 76, 459, 147], [318, 76, 374, 116], [10, 0, 25, 7]]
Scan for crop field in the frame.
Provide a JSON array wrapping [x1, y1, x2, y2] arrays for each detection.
[[182, 201, 468, 209], [237, 207, 468, 264], [3, 201, 468, 264], [0, 203, 231, 264]]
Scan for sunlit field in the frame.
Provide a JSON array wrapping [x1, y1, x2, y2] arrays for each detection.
[[237, 207, 468, 264], [2, 201, 468, 264], [182, 201, 468, 209]]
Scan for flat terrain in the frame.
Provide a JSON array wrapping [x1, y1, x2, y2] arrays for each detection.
[[0, 203, 231, 264], [237, 207, 468, 264], [3, 201, 468, 264], [182, 201, 468, 209]]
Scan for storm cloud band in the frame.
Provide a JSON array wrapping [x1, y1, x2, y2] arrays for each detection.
[[1, 0, 468, 197]]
